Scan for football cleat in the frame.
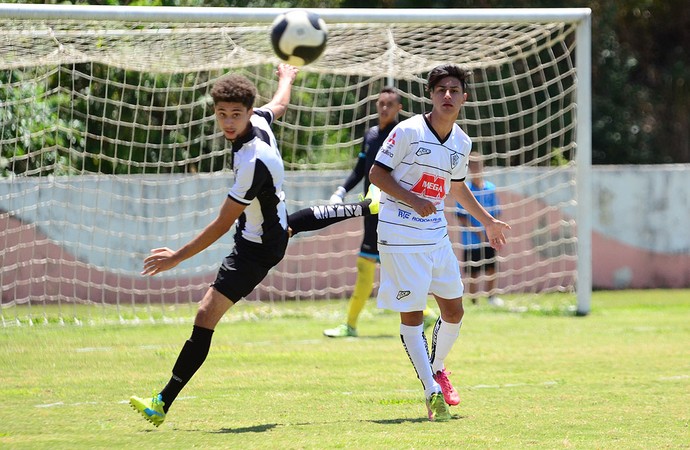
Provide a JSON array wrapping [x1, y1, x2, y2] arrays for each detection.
[[323, 324, 357, 338], [487, 296, 505, 307], [426, 392, 451, 422], [433, 369, 460, 406], [130, 392, 166, 427]]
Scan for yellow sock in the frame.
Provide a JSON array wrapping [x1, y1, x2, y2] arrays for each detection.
[[346, 256, 377, 328]]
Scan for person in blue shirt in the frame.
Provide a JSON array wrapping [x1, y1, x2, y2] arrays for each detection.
[[456, 151, 504, 306]]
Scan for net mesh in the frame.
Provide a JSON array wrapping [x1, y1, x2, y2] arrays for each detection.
[[0, 14, 581, 325]]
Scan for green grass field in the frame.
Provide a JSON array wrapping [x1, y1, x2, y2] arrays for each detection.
[[1, 290, 688, 449]]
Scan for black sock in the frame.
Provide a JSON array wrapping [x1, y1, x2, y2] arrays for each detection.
[[159, 325, 214, 412]]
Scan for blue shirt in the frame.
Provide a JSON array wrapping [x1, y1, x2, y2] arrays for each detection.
[[456, 180, 501, 248]]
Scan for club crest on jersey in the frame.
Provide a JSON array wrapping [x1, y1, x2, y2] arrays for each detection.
[[410, 173, 445, 199], [451, 153, 460, 169], [416, 147, 432, 156]]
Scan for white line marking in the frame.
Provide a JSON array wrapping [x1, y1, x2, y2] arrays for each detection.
[[35, 402, 64, 408], [657, 375, 689, 381], [35, 396, 196, 408], [471, 381, 558, 389], [75, 345, 163, 353]]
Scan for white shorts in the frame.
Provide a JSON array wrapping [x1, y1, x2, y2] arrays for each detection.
[[377, 244, 464, 312]]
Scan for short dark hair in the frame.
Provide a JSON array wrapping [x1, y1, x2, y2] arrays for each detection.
[[427, 64, 469, 94], [380, 86, 402, 103], [210, 74, 257, 109]]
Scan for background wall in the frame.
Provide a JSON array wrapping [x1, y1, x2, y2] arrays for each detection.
[[1, 165, 689, 303]]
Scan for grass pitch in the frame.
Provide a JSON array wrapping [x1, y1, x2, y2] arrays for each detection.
[[1, 290, 688, 449]]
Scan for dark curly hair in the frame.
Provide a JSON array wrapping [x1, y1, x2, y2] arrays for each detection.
[[427, 64, 469, 94], [210, 74, 257, 109]]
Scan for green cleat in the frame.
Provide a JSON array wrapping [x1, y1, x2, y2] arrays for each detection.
[[323, 324, 357, 338], [426, 392, 451, 422], [423, 309, 439, 331], [130, 393, 166, 427], [362, 183, 381, 215]]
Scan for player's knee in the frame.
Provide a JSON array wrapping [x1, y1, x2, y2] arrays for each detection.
[[195, 289, 233, 328], [447, 306, 464, 323], [439, 300, 464, 323]]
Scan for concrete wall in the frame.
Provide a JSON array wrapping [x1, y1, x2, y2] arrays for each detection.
[[1, 165, 689, 304]]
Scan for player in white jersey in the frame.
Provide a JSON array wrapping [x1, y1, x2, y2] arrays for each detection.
[[370, 64, 510, 422]]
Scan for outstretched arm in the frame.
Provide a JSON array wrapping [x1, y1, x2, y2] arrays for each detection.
[[142, 197, 245, 276], [450, 181, 510, 250], [261, 64, 299, 120]]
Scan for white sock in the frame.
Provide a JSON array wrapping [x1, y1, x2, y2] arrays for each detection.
[[430, 319, 462, 374], [400, 323, 438, 398]]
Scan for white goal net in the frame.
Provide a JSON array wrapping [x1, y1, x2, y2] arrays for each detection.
[[0, 6, 592, 325]]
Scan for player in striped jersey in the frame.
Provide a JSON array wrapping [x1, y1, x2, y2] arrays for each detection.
[[130, 65, 299, 427], [370, 64, 510, 422], [129, 64, 380, 427]]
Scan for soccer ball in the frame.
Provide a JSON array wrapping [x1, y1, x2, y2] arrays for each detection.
[[270, 10, 328, 66]]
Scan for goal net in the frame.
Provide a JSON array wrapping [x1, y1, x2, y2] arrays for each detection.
[[0, 6, 592, 325]]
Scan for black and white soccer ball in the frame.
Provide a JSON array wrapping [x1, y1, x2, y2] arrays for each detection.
[[270, 10, 328, 66]]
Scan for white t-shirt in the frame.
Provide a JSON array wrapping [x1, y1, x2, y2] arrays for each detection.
[[374, 114, 471, 253]]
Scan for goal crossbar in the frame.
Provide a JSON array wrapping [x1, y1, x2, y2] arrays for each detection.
[[1, 4, 591, 24]]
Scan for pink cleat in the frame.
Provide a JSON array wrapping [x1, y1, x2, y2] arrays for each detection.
[[433, 369, 460, 406]]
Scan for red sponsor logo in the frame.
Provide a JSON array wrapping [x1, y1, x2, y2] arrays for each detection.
[[386, 131, 396, 146], [410, 173, 445, 199]]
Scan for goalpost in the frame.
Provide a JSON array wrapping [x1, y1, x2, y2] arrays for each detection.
[[0, 5, 592, 325]]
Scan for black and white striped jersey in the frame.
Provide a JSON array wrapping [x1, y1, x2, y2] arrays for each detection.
[[227, 108, 288, 246]]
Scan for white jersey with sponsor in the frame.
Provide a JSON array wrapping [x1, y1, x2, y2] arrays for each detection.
[[374, 114, 471, 253]]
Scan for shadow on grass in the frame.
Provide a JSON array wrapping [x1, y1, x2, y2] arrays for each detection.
[[209, 423, 278, 434], [356, 334, 397, 339], [321, 334, 397, 340], [371, 414, 465, 425], [200, 413, 463, 433]]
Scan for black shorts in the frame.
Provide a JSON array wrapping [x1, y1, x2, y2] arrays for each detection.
[[211, 234, 288, 303], [360, 214, 379, 258], [463, 246, 497, 275]]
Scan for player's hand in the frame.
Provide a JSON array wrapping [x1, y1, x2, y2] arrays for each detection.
[[410, 196, 437, 217], [142, 247, 180, 276], [329, 186, 346, 204], [485, 220, 511, 250], [276, 63, 299, 83]]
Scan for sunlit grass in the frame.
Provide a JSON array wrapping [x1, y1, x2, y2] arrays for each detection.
[[1, 290, 688, 449]]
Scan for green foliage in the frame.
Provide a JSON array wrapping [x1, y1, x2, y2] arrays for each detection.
[[85, 0, 342, 7], [62, 64, 227, 174], [3, 0, 689, 170], [341, 0, 690, 164], [1, 70, 85, 176], [277, 71, 362, 168], [568, 1, 684, 165]]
